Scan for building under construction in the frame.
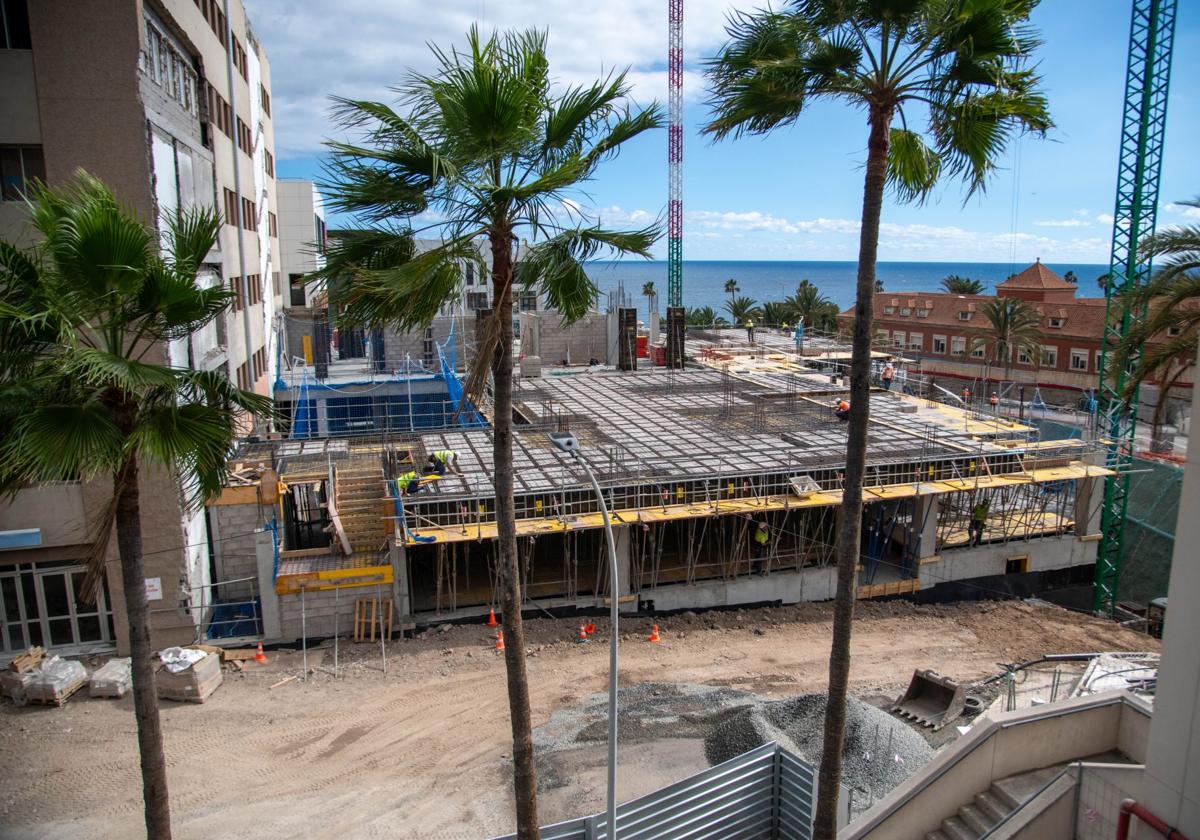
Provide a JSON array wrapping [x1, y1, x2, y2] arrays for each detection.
[[204, 331, 1110, 643]]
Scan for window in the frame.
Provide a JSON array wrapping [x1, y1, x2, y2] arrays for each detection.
[[891, 331, 905, 348], [314, 214, 327, 253], [263, 148, 274, 177], [196, 0, 225, 42], [467, 292, 489, 311], [231, 36, 247, 80], [236, 118, 253, 155], [141, 16, 198, 116], [241, 197, 256, 231], [1040, 346, 1058, 368], [260, 84, 271, 117], [916, 308, 929, 317], [235, 360, 250, 390], [250, 346, 266, 381], [958, 311, 972, 321], [0, 146, 44, 200], [883, 306, 894, 315], [1048, 317, 1064, 328], [245, 274, 261, 306], [464, 262, 475, 286], [1018, 346, 1033, 365], [1070, 348, 1089, 371], [518, 291, 538, 312], [900, 307, 911, 316], [951, 337, 966, 356], [932, 335, 947, 354], [1, 0, 32, 49], [267, 211, 277, 237], [907, 332, 923, 351], [289, 274, 306, 307], [229, 276, 243, 311], [222, 188, 238, 226], [971, 343, 985, 359], [1167, 326, 1183, 337]]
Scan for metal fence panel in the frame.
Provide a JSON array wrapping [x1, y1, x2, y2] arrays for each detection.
[[492, 743, 815, 840]]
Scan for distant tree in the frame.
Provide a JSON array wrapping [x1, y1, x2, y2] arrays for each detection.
[[725, 295, 761, 324], [761, 300, 788, 325], [1063, 270, 1078, 284], [1097, 272, 1110, 292], [969, 297, 1044, 383], [642, 280, 657, 318], [940, 275, 984, 295], [784, 282, 834, 329], [685, 305, 725, 327], [874, 278, 885, 293], [724, 277, 740, 308]]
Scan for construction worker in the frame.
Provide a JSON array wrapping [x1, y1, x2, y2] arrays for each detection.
[[745, 319, 755, 344], [752, 520, 770, 575], [962, 386, 972, 405], [990, 392, 999, 411], [969, 497, 990, 546], [835, 398, 850, 422], [396, 469, 422, 496], [881, 361, 895, 391], [427, 449, 461, 476]]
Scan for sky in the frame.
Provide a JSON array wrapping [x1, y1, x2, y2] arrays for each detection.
[[245, 0, 1199, 264]]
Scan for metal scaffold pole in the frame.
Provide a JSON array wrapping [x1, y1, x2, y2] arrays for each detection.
[[1093, 0, 1177, 616]]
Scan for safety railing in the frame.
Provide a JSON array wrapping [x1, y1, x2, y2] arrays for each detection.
[[491, 741, 825, 840]]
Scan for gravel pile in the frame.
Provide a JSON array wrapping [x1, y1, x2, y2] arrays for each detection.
[[531, 682, 932, 806], [704, 693, 933, 805]]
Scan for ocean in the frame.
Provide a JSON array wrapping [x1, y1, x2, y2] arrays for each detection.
[[583, 260, 1109, 315]]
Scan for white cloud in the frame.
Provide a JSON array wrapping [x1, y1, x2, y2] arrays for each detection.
[[1096, 213, 1115, 225], [1034, 218, 1089, 228], [1165, 202, 1200, 220], [246, 0, 739, 157]]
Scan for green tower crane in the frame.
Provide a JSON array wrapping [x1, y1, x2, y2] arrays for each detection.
[[1093, 0, 1178, 615]]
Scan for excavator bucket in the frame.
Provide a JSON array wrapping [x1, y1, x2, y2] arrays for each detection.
[[891, 669, 965, 730]]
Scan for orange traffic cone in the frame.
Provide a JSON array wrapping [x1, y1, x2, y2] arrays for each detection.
[[487, 608, 498, 628], [255, 641, 267, 663], [495, 630, 505, 652], [584, 622, 596, 636], [648, 624, 661, 643], [576, 625, 589, 643]]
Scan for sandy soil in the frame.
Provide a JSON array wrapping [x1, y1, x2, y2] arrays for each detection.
[[0, 599, 1156, 840]]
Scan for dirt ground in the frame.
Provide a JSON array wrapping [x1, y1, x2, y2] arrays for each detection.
[[0, 599, 1157, 840]]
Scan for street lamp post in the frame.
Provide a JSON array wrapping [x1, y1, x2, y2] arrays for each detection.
[[549, 432, 621, 837]]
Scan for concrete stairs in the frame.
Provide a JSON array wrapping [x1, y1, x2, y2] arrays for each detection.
[[924, 766, 1064, 840], [335, 464, 389, 556]]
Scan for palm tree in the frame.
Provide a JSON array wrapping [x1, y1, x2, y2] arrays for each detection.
[[969, 297, 1043, 385], [0, 173, 270, 840], [642, 280, 657, 320], [319, 29, 661, 838], [784, 280, 834, 329], [724, 277, 740, 308], [686, 305, 725, 327], [761, 300, 788, 326], [704, 3, 1050, 834], [1063, 270, 1078, 285], [941, 275, 984, 295], [1108, 198, 1200, 449], [725, 295, 761, 325]]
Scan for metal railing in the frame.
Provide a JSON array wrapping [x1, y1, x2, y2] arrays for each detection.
[[491, 742, 821, 840]]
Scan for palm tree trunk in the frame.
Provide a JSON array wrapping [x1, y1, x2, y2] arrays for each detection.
[[490, 228, 540, 839], [814, 103, 892, 840], [114, 451, 172, 839]]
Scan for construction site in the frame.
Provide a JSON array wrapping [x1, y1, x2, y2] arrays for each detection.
[[199, 325, 1112, 650]]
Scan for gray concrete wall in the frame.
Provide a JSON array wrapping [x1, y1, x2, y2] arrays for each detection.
[[520, 311, 609, 365], [0, 50, 41, 145], [279, 586, 378, 641], [921, 533, 1095, 589], [382, 316, 472, 372], [209, 501, 271, 601], [643, 563, 839, 611], [1141, 345, 1200, 836]]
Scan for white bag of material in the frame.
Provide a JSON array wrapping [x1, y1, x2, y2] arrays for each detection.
[[158, 646, 206, 673], [90, 657, 132, 698]]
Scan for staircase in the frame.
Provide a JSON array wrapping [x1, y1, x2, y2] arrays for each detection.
[[925, 765, 1064, 840], [334, 463, 389, 558]]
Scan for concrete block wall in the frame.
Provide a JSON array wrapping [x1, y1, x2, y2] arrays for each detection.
[[921, 533, 1095, 589], [520, 311, 609, 365], [210, 502, 271, 601], [643, 563, 839, 611], [382, 316, 472, 372], [279, 585, 383, 641]]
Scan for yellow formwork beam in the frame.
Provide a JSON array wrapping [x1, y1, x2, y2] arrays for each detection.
[[402, 461, 1111, 546], [275, 564, 393, 595]]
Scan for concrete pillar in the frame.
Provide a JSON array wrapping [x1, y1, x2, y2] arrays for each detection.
[[648, 308, 660, 347], [1074, 476, 1103, 536], [254, 528, 282, 641], [391, 541, 411, 617], [316, 396, 329, 437], [610, 524, 636, 612], [915, 494, 940, 559]]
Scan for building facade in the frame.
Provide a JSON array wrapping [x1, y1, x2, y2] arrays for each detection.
[[839, 260, 1194, 415], [0, 0, 281, 657]]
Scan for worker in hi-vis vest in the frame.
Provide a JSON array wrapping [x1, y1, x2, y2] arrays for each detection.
[[752, 520, 770, 575], [426, 449, 462, 476], [396, 470, 422, 496]]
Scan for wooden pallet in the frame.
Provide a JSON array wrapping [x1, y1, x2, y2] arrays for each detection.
[[7, 646, 44, 674], [353, 598, 393, 642], [26, 675, 87, 707]]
